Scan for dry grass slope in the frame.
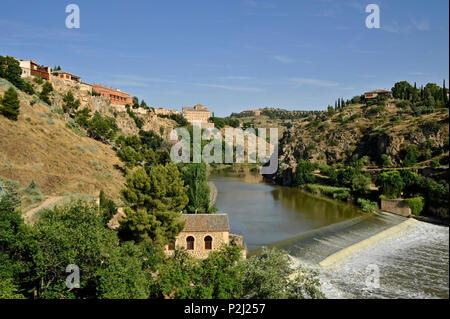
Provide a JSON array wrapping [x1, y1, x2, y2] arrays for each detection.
[[0, 80, 126, 203]]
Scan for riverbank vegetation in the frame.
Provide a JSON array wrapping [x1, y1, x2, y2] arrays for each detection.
[[264, 80, 448, 220], [0, 194, 324, 299]]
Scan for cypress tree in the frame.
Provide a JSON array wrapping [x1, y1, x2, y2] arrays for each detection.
[[0, 87, 20, 120], [443, 80, 448, 106]]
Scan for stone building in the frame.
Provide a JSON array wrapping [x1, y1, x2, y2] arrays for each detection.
[[155, 107, 181, 116], [92, 83, 133, 106], [16, 59, 51, 80], [165, 214, 246, 259], [364, 89, 391, 100], [182, 104, 211, 126]]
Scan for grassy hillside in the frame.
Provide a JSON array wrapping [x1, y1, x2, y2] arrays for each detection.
[[0, 79, 125, 209]]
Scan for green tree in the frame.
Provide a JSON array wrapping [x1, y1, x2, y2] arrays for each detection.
[[31, 201, 120, 299], [0, 198, 32, 299], [87, 111, 118, 140], [62, 91, 80, 114], [181, 163, 212, 214], [376, 170, 405, 199], [0, 56, 34, 94], [96, 241, 153, 299], [39, 82, 53, 105], [119, 164, 188, 245], [0, 87, 20, 120], [99, 190, 118, 225], [401, 144, 420, 167], [293, 161, 316, 186]]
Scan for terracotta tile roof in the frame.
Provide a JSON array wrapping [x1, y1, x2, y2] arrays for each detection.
[[180, 214, 230, 232]]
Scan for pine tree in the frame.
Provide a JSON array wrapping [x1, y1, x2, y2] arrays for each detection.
[[0, 87, 20, 120], [443, 80, 448, 107], [119, 164, 189, 245]]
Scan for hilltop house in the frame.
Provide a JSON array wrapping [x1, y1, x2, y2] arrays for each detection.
[[16, 59, 51, 80], [182, 104, 214, 128], [92, 83, 133, 106], [364, 89, 391, 100], [165, 214, 246, 259], [52, 70, 81, 82]]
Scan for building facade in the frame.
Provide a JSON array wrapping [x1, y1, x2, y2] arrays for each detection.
[[165, 214, 246, 259], [17, 59, 51, 80], [182, 104, 211, 126], [92, 83, 133, 106], [364, 89, 391, 100], [52, 70, 81, 82], [155, 107, 181, 116]]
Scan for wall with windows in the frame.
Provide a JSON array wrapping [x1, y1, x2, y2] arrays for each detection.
[[165, 231, 229, 259]]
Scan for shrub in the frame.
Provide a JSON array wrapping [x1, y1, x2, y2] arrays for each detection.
[[430, 158, 440, 168], [33, 76, 43, 85], [357, 198, 379, 213], [21, 180, 44, 203], [62, 91, 80, 113], [405, 197, 425, 216], [0, 178, 21, 208], [305, 184, 351, 201], [401, 144, 420, 167], [293, 161, 316, 186], [380, 154, 391, 168]]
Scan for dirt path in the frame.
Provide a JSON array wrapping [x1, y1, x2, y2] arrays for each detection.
[[24, 196, 64, 222]]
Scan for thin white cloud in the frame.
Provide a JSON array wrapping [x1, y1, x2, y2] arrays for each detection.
[[273, 55, 295, 63], [290, 77, 339, 88], [218, 76, 254, 80], [191, 82, 264, 92]]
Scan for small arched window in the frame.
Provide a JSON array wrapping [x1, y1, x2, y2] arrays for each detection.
[[204, 236, 212, 250], [186, 236, 195, 250], [168, 241, 175, 251]]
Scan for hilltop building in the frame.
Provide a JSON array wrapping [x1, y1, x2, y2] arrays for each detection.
[[164, 214, 246, 259], [364, 89, 391, 100], [52, 70, 81, 82], [16, 59, 51, 80], [155, 107, 181, 116], [242, 109, 262, 116], [182, 104, 214, 128], [92, 83, 133, 106]]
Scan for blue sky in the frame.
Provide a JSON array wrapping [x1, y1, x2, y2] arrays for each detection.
[[1, 0, 448, 116]]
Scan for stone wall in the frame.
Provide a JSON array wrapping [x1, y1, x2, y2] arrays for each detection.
[[166, 230, 229, 259], [381, 198, 411, 217]]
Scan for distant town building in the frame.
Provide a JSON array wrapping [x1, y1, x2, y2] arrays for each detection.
[[16, 59, 51, 80], [182, 104, 211, 125], [364, 89, 391, 100], [52, 70, 81, 82], [242, 109, 261, 116], [165, 214, 246, 259], [92, 83, 133, 106], [155, 107, 181, 116]]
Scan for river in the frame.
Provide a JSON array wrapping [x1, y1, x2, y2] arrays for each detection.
[[210, 170, 449, 299]]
